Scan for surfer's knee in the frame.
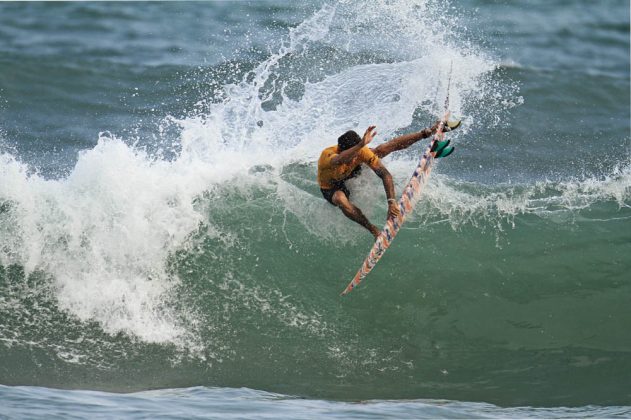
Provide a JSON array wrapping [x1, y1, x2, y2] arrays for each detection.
[[333, 192, 359, 216]]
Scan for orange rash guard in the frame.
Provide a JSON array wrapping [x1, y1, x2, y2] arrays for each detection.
[[317, 145, 380, 189]]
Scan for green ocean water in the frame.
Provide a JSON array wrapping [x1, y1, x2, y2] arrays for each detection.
[[0, 0, 630, 416]]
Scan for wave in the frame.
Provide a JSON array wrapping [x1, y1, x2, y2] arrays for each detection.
[[1, 0, 630, 405]]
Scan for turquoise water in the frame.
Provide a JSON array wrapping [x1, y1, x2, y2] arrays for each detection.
[[0, 0, 630, 417]]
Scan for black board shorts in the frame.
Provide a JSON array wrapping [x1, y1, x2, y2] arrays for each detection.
[[320, 165, 362, 205], [321, 182, 351, 205]]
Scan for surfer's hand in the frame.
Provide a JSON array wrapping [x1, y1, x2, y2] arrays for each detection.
[[387, 201, 400, 219], [362, 125, 377, 146]]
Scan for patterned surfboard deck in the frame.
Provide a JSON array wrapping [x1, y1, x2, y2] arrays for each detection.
[[340, 114, 450, 296]]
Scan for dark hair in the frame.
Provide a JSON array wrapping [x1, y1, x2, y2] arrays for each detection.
[[337, 130, 362, 151]]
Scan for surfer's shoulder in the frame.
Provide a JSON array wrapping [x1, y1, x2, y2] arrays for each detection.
[[320, 145, 339, 158], [318, 145, 339, 166]]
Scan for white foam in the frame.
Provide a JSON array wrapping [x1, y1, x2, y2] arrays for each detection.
[[414, 164, 631, 231], [1, 137, 205, 343]]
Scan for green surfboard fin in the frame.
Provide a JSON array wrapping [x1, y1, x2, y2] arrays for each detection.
[[436, 145, 454, 158], [431, 139, 454, 158]]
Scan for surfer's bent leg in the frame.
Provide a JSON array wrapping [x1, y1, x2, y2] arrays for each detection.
[[331, 190, 381, 239]]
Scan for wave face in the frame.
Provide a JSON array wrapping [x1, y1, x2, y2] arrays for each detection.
[[0, 0, 630, 407]]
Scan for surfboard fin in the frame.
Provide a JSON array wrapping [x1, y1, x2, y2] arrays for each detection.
[[431, 139, 447, 153], [431, 139, 454, 158], [436, 145, 454, 158]]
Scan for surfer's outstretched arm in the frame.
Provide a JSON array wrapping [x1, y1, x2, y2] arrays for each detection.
[[331, 126, 377, 165], [372, 122, 439, 159]]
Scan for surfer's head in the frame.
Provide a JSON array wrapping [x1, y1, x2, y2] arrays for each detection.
[[338, 130, 362, 151]]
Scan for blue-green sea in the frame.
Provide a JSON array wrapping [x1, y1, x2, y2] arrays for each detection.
[[1, 1, 630, 418]]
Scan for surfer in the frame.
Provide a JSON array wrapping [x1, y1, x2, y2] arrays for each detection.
[[317, 121, 460, 238]]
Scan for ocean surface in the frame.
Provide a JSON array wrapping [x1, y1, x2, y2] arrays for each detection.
[[0, 0, 630, 418]]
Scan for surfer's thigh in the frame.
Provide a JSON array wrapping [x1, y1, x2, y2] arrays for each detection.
[[322, 182, 350, 206], [331, 189, 352, 210]]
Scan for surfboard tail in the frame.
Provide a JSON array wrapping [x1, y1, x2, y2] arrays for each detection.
[[340, 271, 364, 296]]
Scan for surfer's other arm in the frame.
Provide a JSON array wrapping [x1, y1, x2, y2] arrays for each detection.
[[373, 162, 400, 219]]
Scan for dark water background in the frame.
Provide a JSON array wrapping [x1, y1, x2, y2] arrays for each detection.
[[1, 1, 630, 417]]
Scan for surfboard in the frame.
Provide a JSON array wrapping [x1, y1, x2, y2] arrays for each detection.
[[340, 112, 451, 296]]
